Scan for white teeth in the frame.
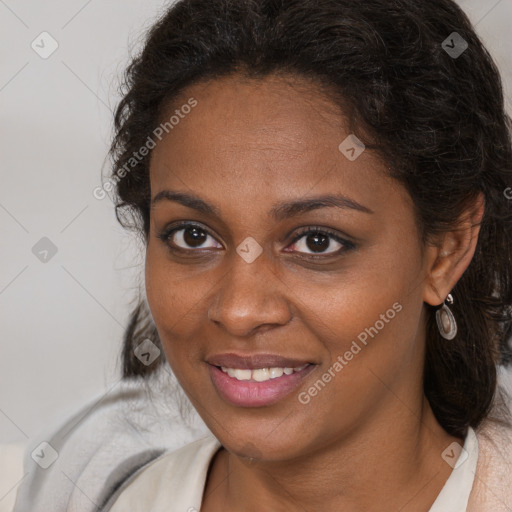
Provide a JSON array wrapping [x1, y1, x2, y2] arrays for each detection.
[[252, 368, 269, 382], [221, 367, 251, 380], [269, 367, 284, 379], [233, 369, 252, 381], [220, 365, 309, 382]]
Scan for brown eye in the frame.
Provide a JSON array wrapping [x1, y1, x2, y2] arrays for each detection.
[[286, 228, 353, 256], [158, 223, 223, 251], [304, 232, 331, 252], [171, 226, 222, 250], [293, 232, 341, 254], [182, 227, 207, 247]]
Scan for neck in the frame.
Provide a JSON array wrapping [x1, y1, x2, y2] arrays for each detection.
[[203, 397, 462, 512]]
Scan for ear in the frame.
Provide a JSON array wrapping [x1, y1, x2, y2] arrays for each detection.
[[423, 192, 485, 306]]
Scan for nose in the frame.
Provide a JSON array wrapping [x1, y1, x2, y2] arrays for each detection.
[[207, 251, 292, 337]]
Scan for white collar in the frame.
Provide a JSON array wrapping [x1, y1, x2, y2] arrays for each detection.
[[428, 427, 478, 512]]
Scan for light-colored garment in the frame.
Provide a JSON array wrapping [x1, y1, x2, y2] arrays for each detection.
[[109, 427, 480, 512], [466, 419, 512, 511], [10, 371, 210, 512]]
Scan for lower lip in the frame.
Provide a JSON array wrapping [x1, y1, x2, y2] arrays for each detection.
[[208, 364, 316, 407]]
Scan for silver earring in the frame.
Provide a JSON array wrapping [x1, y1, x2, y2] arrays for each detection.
[[436, 293, 457, 340]]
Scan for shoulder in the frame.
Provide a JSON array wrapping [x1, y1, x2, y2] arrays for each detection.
[[469, 421, 512, 511], [469, 377, 512, 511], [108, 434, 222, 512], [12, 375, 210, 512]]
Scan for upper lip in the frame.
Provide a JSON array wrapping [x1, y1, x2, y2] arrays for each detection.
[[207, 353, 313, 369]]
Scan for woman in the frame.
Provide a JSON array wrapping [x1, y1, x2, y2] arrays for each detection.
[[12, 0, 512, 510]]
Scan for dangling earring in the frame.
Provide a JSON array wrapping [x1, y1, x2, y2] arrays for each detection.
[[436, 293, 457, 340]]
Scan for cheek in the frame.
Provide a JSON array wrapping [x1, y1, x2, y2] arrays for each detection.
[[288, 297, 422, 442], [292, 277, 415, 384], [144, 242, 211, 366], [287, 235, 422, 348], [305, 273, 424, 423]]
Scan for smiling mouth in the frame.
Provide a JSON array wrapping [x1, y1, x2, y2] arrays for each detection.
[[216, 364, 309, 382], [207, 361, 316, 407]]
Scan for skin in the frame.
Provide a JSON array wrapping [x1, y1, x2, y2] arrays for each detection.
[[145, 73, 484, 511]]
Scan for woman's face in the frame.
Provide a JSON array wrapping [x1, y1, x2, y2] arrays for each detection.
[[146, 74, 434, 460]]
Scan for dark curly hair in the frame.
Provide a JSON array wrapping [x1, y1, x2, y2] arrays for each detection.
[[107, 0, 512, 438]]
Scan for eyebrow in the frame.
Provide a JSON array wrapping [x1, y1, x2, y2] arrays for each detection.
[[150, 190, 374, 219]]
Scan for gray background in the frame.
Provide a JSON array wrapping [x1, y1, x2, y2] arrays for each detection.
[[1, 0, 512, 445]]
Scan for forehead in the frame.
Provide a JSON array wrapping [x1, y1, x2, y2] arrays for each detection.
[[149, 73, 398, 212], [157, 75, 342, 153]]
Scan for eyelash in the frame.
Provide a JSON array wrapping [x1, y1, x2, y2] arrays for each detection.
[[157, 221, 355, 257]]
